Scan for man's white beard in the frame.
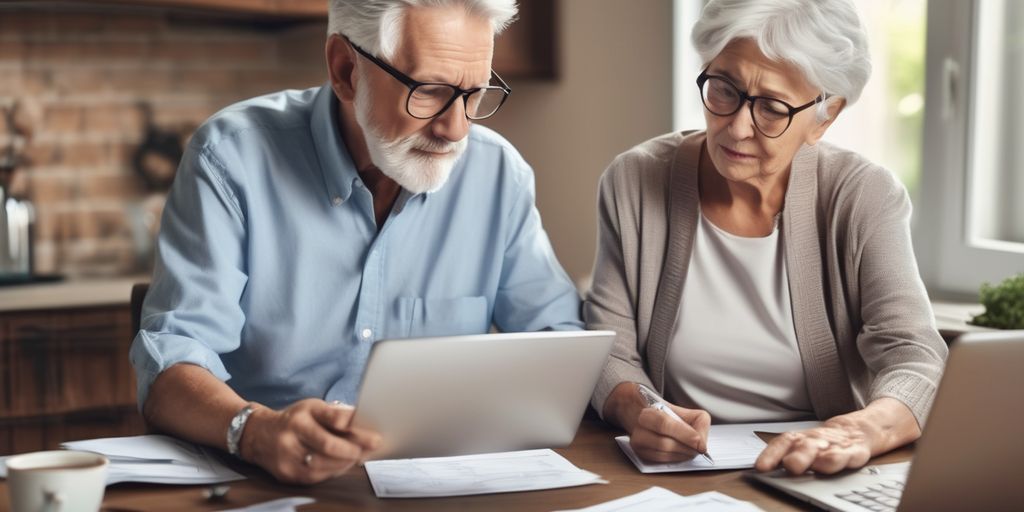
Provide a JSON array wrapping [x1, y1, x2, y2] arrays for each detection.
[[353, 77, 468, 194]]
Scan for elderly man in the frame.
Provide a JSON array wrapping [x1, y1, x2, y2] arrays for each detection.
[[130, 0, 582, 485]]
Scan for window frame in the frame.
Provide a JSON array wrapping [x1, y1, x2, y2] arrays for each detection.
[[672, 0, 706, 132], [914, 0, 1024, 298]]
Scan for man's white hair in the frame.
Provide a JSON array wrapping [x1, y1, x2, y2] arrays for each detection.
[[328, 0, 518, 60], [692, 0, 870, 121]]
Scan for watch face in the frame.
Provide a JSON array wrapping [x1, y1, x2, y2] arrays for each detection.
[[228, 406, 251, 455], [230, 406, 251, 438]]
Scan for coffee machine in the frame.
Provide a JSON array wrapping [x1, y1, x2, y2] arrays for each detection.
[[0, 101, 34, 282], [0, 188, 33, 281]]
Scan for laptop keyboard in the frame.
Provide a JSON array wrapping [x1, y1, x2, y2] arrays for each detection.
[[835, 480, 904, 511]]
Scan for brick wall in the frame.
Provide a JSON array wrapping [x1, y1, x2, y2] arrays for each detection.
[[0, 5, 328, 277]]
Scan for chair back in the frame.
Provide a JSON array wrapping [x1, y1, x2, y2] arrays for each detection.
[[131, 283, 149, 340]]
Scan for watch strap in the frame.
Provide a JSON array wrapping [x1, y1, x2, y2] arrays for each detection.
[[226, 403, 256, 457]]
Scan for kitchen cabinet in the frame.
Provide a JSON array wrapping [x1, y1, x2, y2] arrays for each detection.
[[0, 301, 144, 454]]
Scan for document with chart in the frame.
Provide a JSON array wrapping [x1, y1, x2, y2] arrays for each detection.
[[364, 448, 606, 498]]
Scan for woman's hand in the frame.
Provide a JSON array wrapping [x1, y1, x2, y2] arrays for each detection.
[[754, 424, 872, 474], [604, 382, 712, 462], [755, 398, 921, 475], [630, 402, 712, 462], [240, 399, 382, 485]]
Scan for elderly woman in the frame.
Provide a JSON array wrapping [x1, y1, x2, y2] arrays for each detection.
[[586, 0, 947, 475]]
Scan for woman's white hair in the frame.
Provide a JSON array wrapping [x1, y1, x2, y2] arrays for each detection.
[[328, 0, 517, 60], [692, 0, 870, 121]]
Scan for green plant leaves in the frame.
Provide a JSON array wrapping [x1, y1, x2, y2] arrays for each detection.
[[971, 273, 1024, 329]]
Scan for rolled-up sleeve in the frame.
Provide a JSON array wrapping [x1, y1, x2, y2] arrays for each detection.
[[129, 140, 249, 411], [854, 171, 948, 427], [491, 152, 583, 333]]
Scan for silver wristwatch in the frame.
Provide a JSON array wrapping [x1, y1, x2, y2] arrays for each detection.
[[226, 403, 256, 457]]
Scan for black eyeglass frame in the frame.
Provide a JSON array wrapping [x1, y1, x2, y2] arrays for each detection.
[[696, 68, 822, 138], [350, 41, 511, 121]]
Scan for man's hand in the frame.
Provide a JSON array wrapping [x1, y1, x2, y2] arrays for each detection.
[[239, 399, 381, 485], [604, 382, 711, 463]]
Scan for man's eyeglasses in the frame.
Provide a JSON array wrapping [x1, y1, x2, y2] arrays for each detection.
[[350, 42, 511, 121], [696, 69, 822, 138]]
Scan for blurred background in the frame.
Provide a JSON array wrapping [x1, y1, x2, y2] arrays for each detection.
[[0, 0, 1020, 453], [0, 0, 673, 287]]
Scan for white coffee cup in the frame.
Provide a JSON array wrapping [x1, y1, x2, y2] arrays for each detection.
[[5, 450, 108, 512]]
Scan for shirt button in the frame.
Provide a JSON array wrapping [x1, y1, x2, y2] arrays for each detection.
[[361, 328, 373, 340], [332, 196, 342, 206]]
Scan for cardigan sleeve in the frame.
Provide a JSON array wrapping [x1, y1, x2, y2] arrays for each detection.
[[584, 158, 657, 419], [850, 170, 949, 427]]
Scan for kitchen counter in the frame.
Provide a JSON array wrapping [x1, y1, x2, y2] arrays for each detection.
[[0, 276, 147, 454], [0, 276, 147, 313], [0, 277, 996, 338]]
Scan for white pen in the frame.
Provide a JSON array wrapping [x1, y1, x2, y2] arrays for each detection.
[[637, 384, 714, 465]]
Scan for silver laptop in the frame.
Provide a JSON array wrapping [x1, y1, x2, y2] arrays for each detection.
[[350, 330, 615, 460], [749, 330, 1024, 511]]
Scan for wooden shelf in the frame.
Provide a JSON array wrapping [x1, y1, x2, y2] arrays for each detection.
[[58, 0, 326, 18], [5, 0, 558, 78], [141, 0, 323, 16]]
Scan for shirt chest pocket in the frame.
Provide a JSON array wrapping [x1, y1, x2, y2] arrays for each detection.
[[394, 296, 491, 338]]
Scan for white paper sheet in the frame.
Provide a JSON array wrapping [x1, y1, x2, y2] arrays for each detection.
[[60, 435, 246, 485], [617, 421, 823, 473], [217, 496, 315, 512], [556, 487, 764, 512], [364, 448, 606, 498], [62, 434, 203, 462]]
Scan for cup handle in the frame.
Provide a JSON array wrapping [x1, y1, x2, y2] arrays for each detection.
[[42, 489, 64, 512]]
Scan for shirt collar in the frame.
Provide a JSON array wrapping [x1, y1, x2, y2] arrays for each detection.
[[310, 83, 444, 211], [311, 84, 359, 207]]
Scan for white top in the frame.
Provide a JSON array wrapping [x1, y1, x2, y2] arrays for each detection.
[[665, 210, 814, 422]]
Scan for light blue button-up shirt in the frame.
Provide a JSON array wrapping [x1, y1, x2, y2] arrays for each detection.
[[130, 85, 583, 411]]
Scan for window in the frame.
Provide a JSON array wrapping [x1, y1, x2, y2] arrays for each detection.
[[965, 0, 1024, 246], [673, 0, 1024, 297], [823, 0, 926, 201], [673, 0, 705, 132], [915, 0, 1024, 296]]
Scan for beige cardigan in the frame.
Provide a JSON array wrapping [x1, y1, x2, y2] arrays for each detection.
[[585, 131, 948, 426]]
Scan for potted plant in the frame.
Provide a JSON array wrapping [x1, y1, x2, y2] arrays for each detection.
[[970, 273, 1024, 329]]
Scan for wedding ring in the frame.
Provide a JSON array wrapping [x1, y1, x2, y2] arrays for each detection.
[[303, 453, 314, 466]]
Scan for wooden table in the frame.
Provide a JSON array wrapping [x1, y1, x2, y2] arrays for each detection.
[[0, 418, 912, 511]]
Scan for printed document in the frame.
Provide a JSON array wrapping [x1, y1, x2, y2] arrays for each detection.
[[364, 448, 606, 498], [61, 435, 245, 485], [556, 487, 764, 511], [217, 496, 315, 512]]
